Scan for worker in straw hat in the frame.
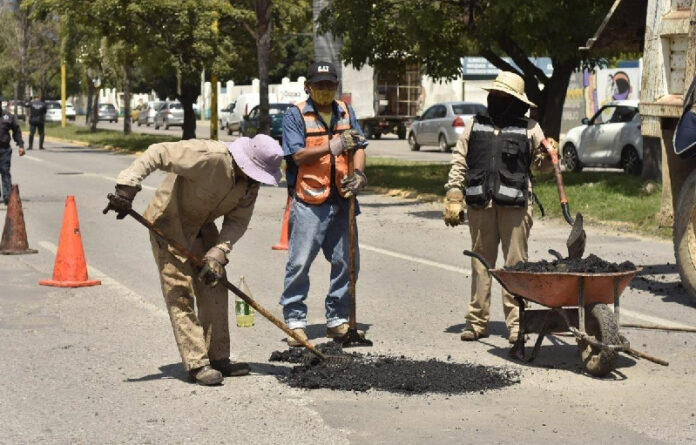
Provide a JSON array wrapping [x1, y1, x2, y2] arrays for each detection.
[[104, 135, 283, 386], [443, 71, 556, 344]]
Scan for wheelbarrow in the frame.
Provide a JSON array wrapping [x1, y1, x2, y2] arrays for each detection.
[[463, 250, 667, 377]]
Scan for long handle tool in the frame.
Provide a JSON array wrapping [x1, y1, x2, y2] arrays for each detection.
[[338, 150, 373, 348], [546, 143, 586, 259], [104, 202, 348, 365]]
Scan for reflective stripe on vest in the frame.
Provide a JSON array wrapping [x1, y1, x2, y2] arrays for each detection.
[[295, 100, 352, 204]]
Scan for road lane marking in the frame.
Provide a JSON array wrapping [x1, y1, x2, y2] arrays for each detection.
[[81, 173, 157, 191], [360, 243, 470, 274], [22, 155, 45, 162], [38, 240, 167, 318], [620, 308, 695, 330]]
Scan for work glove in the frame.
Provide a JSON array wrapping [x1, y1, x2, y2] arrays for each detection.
[[329, 129, 366, 156], [443, 188, 466, 227], [198, 246, 228, 287], [341, 169, 368, 198], [104, 184, 140, 220]]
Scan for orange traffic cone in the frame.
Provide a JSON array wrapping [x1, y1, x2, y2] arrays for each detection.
[[40, 196, 101, 288], [0, 184, 38, 255], [272, 196, 292, 251]]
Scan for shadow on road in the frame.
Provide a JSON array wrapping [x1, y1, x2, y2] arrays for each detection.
[[444, 320, 508, 337], [302, 322, 372, 342], [632, 263, 695, 307], [481, 335, 636, 379], [125, 363, 188, 383]]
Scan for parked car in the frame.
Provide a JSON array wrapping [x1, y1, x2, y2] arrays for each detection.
[[227, 92, 277, 135], [240, 103, 291, 141], [219, 103, 235, 130], [65, 103, 76, 121], [97, 103, 118, 123], [153, 101, 184, 129], [407, 101, 487, 152], [560, 100, 642, 175], [45, 100, 62, 122], [136, 101, 162, 127]]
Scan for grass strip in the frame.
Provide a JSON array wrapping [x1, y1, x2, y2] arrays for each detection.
[[21, 122, 177, 152], [365, 157, 669, 238]]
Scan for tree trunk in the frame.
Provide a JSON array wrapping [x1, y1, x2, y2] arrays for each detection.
[[123, 62, 132, 135], [255, 0, 272, 135], [537, 61, 575, 140], [178, 81, 198, 140], [86, 83, 93, 124], [91, 87, 100, 132]]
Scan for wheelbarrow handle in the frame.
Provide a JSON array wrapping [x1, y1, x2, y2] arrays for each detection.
[[463, 250, 516, 295], [463, 250, 493, 269]]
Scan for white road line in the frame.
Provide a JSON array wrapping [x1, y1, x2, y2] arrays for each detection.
[[360, 243, 470, 274], [38, 240, 167, 318], [81, 172, 157, 191], [620, 308, 695, 330], [22, 155, 45, 162]]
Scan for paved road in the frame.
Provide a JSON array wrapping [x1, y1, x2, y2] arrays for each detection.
[[1, 140, 695, 443], [82, 119, 453, 162]]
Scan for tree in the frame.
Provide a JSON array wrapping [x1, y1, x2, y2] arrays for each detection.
[[319, 0, 611, 139]]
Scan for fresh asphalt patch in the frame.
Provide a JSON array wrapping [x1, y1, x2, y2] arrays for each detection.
[[270, 342, 520, 394]]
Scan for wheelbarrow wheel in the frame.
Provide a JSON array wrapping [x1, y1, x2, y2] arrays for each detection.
[[579, 304, 619, 377]]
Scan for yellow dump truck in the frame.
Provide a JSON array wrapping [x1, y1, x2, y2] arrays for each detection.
[[584, 0, 696, 302]]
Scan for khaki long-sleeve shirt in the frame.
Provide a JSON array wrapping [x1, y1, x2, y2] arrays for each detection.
[[116, 139, 259, 260], [445, 118, 549, 193]]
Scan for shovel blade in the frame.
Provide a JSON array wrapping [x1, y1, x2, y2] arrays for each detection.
[[566, 212, 586, 259], [338, 328, 373, 348]]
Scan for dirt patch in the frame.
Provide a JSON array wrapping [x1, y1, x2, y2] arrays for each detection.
[[270, 343, 519, 394], [506, 254, 636, 273]]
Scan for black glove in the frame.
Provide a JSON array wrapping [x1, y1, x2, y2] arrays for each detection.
[[341, 169, 367, 197], [198, 246, 228, 287], [104, 184, 139, 219]]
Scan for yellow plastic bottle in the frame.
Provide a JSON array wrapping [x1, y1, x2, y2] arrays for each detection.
[[235, 276, 255, 327]]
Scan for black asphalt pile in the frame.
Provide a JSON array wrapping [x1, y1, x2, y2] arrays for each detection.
[[507, 254, 636, 273], [270, 343, 519, 394]]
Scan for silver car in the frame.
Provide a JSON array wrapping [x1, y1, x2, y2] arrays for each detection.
[[560, 100, 642, 175], [137, 101, 162, 127], [153, 102, 184, 129], [97, 103, 118, 123], [408, 101, 487, 152]]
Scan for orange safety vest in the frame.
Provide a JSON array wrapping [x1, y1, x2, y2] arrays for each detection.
[[295, 100, 352, 204]]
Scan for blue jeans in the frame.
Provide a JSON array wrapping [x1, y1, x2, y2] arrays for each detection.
[[280, 197, 360, 329], [0, 148, 11, 204]]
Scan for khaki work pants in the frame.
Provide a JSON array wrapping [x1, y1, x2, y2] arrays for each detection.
[[466, 204, 533, 336], [150, 233, 230, 371]]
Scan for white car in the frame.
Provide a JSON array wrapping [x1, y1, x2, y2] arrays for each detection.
[[65, 103, 76, 121], [44, 101, 76, 122], [560, 100, 643, 175]]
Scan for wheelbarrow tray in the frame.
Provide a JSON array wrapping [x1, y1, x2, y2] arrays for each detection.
[[490, 268, 642, 308]]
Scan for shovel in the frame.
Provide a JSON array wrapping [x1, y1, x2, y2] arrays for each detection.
[[337, 149, 373, 348], [546, 142, 586, 259], [104, 203, 349, 366]]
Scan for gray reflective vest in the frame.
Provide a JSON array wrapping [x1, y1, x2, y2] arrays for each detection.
[[464, 114, 531, 208]]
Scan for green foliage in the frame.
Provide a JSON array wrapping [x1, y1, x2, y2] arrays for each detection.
[[365, 157, 667, 238]]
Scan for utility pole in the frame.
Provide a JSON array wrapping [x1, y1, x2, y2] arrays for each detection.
[[60, 16, 67, 127], [210, 16, 219, 141]]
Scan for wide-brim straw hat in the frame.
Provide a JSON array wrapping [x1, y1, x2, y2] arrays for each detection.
[[227, 135, 283, 186], [482, 71, 536, 107]]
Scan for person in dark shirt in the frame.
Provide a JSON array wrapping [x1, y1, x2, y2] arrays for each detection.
[[0, 107, 25, 205], [27, 95, 47, 150]]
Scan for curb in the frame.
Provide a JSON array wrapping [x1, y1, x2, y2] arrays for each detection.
[[44, 135, 144, 156]]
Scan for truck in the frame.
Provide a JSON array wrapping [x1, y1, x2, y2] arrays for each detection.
[[584, 0, 696, 302], [339, 63, 421, 140]]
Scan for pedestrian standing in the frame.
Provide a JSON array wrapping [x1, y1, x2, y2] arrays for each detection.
[[443, 71, 555, 343], [104, 135, 283, 386], [0, 106, 25, 205], [27, 95, 47, 150], [279, 61, 368, 345]]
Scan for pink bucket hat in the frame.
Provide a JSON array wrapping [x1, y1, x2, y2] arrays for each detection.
[[226, 135, 283, 186]]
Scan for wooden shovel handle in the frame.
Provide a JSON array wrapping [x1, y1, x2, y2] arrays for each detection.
[[347, 150, 357, 329], [544, 141, 568, 205]]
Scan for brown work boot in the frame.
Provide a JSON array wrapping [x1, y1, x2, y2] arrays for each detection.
[[211, 358, 250, 377], [188, 365, 223, 386], [287, 328, 308, 347], [460, 329, 488, 341], [326, 323, 365, 339]]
